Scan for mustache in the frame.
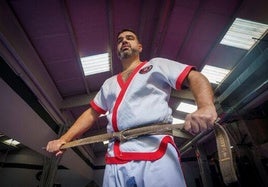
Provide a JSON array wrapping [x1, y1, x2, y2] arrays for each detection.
[[120, 44, 131, 51], [117, 48, 139, 60]]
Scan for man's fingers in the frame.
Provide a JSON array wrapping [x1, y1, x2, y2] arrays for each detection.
[[184, 119, 199, 135], [55, 150, 64, 157], [46, 140, 66, 155], [184, 111, 217, 134]]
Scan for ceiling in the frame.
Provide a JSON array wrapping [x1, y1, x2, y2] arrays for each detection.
[[0, 0, 268, 184]]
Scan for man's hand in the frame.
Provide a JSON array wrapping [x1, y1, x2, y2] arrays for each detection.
[[46, 108, 100, 156], [46, 139, 66, 156], [184, 70, 218, 134], [184, 105, 217, 134]]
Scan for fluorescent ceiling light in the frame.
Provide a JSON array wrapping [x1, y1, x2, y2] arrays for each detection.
[[3, 139, 20, 146], [172, 117, 185, 124], [81, 53, 110, 76], [103, 140, 109, 145], [100, 111, 109, 117], [201, 65, 230, 84], [220, 18, 268, 50], [176, 102, 197, 113]]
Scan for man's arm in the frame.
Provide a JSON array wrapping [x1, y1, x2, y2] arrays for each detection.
[[184, 70, 218, 134], [46, 107, 100, 156]]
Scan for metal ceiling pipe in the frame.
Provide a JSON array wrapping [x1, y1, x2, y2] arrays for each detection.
[[179, 128, 213, 155], [221, 80, 268, 118], [179, 49, 268, 155], [217, 49, 268, 104], [179, 79, 268, 155]]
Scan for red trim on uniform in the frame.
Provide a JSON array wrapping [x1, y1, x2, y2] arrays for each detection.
[[111, 62, 147, 132], [117, 75, 124, 89], [90, 100, 106, 114], [105, 136, 180, 164], [105, 154, 129, 164], [175, 66, 195, 90]]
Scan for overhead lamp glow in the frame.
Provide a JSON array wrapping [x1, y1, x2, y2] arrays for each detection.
[[103, 140, 109, 145], [100, 111, 109, 117], [201, 65, 230, 84], [176, 102, 197, 113], [172, 117, 185, 124], [3, 139, 20, 146], [220, 18, 268, 50], [81, 53, 111, 76]]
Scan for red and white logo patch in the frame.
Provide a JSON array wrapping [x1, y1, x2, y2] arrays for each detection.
[[139, 65, 153, 74]]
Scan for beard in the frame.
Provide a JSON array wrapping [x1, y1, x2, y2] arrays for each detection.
[[117, 48, 139, 60]]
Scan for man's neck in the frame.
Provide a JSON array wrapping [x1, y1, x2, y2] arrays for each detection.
[[121, 56, 141, 72]]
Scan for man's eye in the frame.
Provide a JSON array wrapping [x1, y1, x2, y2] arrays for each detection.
[[117, 38, 123, 43], [127, 36, 134, 40]]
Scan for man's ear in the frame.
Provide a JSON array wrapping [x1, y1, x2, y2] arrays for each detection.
[[138, 44, 143, 52]]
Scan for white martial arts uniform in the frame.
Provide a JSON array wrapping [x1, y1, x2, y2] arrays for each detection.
[[90, 57, 194, 187]]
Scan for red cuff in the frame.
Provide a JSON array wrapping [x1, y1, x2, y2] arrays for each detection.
[[90, 100, 106, 114], [175, 66, 195, 89]]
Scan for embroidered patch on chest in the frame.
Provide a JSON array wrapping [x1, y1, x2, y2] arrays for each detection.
[[139, 65, 153, 74]]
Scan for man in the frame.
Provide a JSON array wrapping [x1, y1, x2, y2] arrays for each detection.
[[46, 29, 217, 186]]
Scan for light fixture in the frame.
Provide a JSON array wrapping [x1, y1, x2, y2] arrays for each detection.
[[100, 111, 109, 117], [103, 140, 109, 145], [201, 65, 230, 84], [3, 139, 20, 146], [172, 117, 185, 124], [220, 18, 268, 50], [80, 53, 111, 76], [176, 102, 197, 113]]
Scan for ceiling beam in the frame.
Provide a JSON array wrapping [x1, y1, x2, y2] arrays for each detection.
[[175, 0, 203, 61], [106, 0, 115, 75], [60, 89, 194, 110], [61, 92, 97, 110], [149, 0, 175, 58], [0, 0, 65, 124], [137, 0, 147, 43], [198, 0, 245, 69], [61, 0, 90, 93], [171, 89, 194, 101]]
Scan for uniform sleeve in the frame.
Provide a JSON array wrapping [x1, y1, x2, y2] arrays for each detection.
[[175, 65, 195, 89], [90, 84, 108, 115], [151, 57, 195, 90]]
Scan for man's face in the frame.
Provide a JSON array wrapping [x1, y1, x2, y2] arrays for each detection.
[[117, 31, 142, 60]]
